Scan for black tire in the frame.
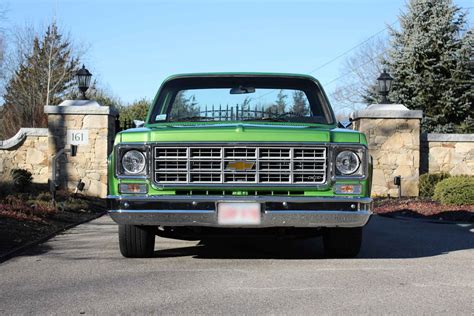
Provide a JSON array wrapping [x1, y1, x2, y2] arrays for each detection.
[[119, 225, 156, 258], [323, 227, 362, 258]]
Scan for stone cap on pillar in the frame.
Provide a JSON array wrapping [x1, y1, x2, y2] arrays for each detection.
[[350, 103, 423, 120], [44, 100, 118, 116], [58, 100, 101, 107]]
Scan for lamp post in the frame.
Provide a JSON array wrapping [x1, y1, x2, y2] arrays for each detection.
[[76, 64, 92, 100], [377, 69, 393, 104]]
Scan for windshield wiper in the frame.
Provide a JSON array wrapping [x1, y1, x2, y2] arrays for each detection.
[[172, 116, 214, 122], [241, 117, 289, 122], [276, 111, 307, 118], [241, 112, 305, 122]]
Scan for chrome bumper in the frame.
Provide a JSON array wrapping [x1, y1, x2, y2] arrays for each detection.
[[107, 195, 372, 228]]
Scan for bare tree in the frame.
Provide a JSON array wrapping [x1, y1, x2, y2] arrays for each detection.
[[0, 5, 9, 99], [0, 22, 81, 138], [330, 36, 389, 114]]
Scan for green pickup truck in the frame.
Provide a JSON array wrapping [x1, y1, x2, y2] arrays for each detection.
[[107, 73, 372, 258]]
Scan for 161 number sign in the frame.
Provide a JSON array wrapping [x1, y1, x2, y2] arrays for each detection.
[[67, 130, 89, 145]]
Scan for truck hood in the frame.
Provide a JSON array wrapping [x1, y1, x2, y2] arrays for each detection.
[[117, 123, 363, 144]]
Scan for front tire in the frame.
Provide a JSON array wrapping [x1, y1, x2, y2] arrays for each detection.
[[119, 225, 155, 258], [323, 227, 362, 258]]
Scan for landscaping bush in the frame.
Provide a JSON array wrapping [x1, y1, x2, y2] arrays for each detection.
[[0, 181, 15, 197], [10, 169, 33, 192], [433, 176, 474, 205], [62, 198, 89, 212], [37, 192, 53, 201], [0, 195, 57, 222], [419, 173, 450, 198]]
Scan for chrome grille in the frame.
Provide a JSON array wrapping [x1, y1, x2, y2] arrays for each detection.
[[190, 147, 221, 158], [224, 173, 256, 182], [153, 145, 327, 185], [224, 147, 256, 159]]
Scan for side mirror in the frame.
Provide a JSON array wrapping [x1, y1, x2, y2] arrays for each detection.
[[337, 120, 352, 129], [133, 120, 145, 128]]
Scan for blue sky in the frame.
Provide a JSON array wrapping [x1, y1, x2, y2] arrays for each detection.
[[4, 0, 473, 111]]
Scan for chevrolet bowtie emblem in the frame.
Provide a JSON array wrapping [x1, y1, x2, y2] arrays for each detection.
[[227, 161, 255, 171]]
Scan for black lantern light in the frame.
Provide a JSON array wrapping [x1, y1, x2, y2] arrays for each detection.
[[76, 64, 92, 100], [377, 69, 393, 104]]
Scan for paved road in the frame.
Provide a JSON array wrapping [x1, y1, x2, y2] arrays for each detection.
[[1, 215, 473, 315]]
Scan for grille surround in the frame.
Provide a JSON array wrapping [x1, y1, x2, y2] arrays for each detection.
[[152, 144, 328, 186]]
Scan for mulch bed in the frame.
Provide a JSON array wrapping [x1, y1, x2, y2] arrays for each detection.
[[374, 198, 474, 222], [0, 194, 106, 260]]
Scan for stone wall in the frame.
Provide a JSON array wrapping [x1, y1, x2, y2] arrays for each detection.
[[45, 101, 117, 198], [0, 128, 49, 183], [0, 102, 116, 198], [421, 134, 474, 175], [351, 105, 423, 197], [1, 101, 472, 199]]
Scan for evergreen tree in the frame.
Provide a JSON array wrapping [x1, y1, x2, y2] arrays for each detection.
[[266, 90, 288, 115], [70, 80, 123, 110], [118, 98, 150, 128], [240, 97, 252, 110], [0, 22, 79, 137], [275, 90, 287, 113], [387, 0, 473, 132], [170, 91, 199, 119], [291, 90, 309, 115], [238, 97, 252, 119]]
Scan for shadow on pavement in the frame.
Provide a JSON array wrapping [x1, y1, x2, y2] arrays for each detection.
[[4, 215, 473, 262], [14, 243, 54, 258], [153, 216, 474, 260], [155, 238, 326, 259]]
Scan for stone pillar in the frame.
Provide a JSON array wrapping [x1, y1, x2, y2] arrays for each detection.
[[44, 100, 118, 198], [350, 104, 423, 197]]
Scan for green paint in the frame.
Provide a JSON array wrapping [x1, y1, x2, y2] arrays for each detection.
[[109, 73, 371, 199], [117, 124, 366, 144]]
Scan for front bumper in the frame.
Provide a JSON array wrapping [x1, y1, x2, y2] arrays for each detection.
[[107, 195, 372, 228]]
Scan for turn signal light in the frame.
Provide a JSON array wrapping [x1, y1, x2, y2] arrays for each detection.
[[334, 184, 362, 195], [119, 183, 147, 194]]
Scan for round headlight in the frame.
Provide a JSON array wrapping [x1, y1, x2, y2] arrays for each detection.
[[122, 150, 146, 175], [335, 150, 360, 175]]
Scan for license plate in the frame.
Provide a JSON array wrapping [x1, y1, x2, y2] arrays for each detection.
[[217, 202, 261, 225]]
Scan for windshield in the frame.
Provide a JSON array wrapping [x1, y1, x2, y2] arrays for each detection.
[[150, 76, 334, 124]]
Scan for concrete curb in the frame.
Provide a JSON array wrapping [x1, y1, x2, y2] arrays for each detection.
[[0, 211, 106, 264]]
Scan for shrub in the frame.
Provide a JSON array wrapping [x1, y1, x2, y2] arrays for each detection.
[[0, 181, 15, 197], [10, 169, 33, 192], [118, 98, 150, 129], [37, 192, 53, 201], [419, 173, 450, 198], [62, 198, 89, 212], [0, 195, 56, 222], [433, 176, 474, 205]]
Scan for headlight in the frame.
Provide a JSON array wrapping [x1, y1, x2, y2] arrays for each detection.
[[335, 150, 360, 175], [122, 150, 146, 175]]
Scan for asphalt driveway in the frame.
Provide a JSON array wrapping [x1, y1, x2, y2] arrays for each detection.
[[0, 215, 473, 314]]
